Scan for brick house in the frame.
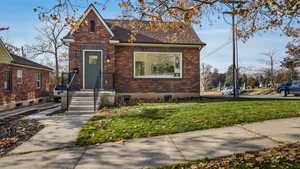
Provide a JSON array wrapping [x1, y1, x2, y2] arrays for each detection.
[[63, 4, 205, 107], [0, 40, 53, 111]]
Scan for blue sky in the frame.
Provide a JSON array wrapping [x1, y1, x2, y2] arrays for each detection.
[[0, 0, 292, 73]]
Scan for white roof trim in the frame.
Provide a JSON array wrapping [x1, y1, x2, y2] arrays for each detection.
[[109, 40, 120, 44], [62, 38, 75, 43], [69, 4, 114, 37]]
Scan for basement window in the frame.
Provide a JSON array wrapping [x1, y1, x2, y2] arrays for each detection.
[[90, 20, 96, 32]]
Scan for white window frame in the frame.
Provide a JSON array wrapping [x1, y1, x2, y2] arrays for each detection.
[[17, 70, 23, 84], [4, 71, 12, 91], [133, 51, 183, 79], [36, 72, 42, 89]]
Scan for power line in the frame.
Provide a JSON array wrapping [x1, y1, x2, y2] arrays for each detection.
[[201, 39, 232, 60]]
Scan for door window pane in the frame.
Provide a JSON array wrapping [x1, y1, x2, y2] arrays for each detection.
[[134, 52, 182, 78], [89, 55, 98, 64]]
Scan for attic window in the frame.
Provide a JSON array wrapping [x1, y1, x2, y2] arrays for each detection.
[[90, 20, 96, 32]]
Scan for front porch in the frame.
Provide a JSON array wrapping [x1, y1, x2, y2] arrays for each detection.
[[61, 90, 116, 115]]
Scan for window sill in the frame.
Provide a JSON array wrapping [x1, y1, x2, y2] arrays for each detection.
[[133, 76, 183, 80]]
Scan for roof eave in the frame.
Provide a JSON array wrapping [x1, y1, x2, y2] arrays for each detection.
[[10, 63, 53, 72], [109, 41, 206, 48]]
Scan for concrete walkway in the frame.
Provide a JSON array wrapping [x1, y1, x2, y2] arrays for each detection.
[[0, 102, 60, 119], [0, 115, 299, 169], [9, 109, 92, 154]]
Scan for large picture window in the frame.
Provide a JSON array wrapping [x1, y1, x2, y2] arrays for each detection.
[[134, 52, 182, 78]]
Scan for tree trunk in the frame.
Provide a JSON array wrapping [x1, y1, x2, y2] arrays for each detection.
[[55, 49, 59, 83]]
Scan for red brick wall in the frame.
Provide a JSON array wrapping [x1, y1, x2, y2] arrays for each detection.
[[0, 63, 51, 105], [69, 9, 200, 93], [69, 9, 114, 89], [115, 46, 200, 93]]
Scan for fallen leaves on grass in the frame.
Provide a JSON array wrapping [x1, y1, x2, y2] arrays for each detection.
[[0, 138, 17, 147], [0, 115, 44, 157], [179, 142, 300, 169]]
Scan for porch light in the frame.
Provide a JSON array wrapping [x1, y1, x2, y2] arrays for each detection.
[[106, 56, 111, 63]]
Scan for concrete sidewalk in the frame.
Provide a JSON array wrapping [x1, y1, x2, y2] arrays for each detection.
[[0, 117, 299, 169]]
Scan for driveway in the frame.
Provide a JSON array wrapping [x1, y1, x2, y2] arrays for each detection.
[[0, 108, 299, 169]]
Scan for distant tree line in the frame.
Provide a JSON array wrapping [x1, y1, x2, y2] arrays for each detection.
[[201, 36, 300, 91]]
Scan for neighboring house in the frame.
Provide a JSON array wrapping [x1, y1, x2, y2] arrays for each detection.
[[0, 40, 53, 111], [63, 4, 205, 106]]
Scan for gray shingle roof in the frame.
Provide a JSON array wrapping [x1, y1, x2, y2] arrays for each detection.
[[64, 19, 205, 45], [105, 19, 205, 45], [11, 54, 53, 71]]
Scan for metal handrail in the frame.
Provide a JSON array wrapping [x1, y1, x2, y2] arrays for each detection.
[[66, 70, 78, 111], [94, 75, 100, 111], [93, 72, 115, 111]]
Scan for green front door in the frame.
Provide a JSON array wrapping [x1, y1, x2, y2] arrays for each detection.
[[84, 51, 101, 89]]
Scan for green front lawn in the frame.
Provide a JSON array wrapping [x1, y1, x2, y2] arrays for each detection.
[[77, 98, 300, 145], [157, 142, 300, 169]]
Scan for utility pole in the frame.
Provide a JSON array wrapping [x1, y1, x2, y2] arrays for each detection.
[[223, 0, 244, 97]]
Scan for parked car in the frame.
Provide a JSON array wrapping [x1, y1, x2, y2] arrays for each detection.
[[277, 81, 291, 93], [221, 86, 240, 95], [53, 85, 67, 102], [277, 81, 300, 97]]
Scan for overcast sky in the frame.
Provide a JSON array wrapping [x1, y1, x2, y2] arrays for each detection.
[[0, 0, 292, 73]]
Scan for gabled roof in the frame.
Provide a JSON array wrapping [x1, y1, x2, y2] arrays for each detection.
[[64, 5, 205, 46], [105, 19, 205, 45], [0, 39, 52, 71], [0, 39, 13, 63], [10, 54, 53, 71], [68, 4, 114, 37]]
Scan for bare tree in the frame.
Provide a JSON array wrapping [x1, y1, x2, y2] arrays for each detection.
[[200, 63, 212, 91], [262, 50, 277, 88], [28, 18, 68, 81], [34, 0, 300, 41], [0, 36, 26, 56]]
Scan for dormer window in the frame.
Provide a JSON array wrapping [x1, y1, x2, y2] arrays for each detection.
[[90, 20, 95, 32]]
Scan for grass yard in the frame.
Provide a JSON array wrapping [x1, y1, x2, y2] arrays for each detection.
[[77, 98, 300, 145], [156, 142, 300, 169]]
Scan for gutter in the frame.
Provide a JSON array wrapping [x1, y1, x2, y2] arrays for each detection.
[[10, 63, 53, 72], [109, 40, 206, 49]]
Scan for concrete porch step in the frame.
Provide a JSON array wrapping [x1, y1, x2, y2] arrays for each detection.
[[71, 97, 94, 102], [69, 106, 95, 111], [70, 100, 95, 106], [71, 92, 94, 97]]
